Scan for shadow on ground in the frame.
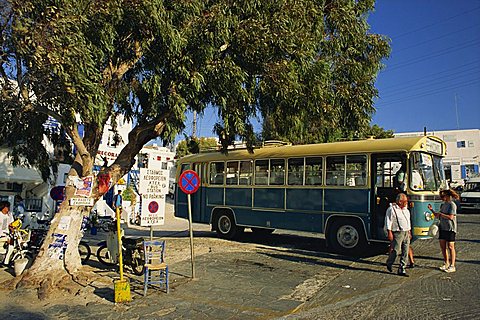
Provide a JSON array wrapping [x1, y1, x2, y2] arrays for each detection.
[[0, 306, 47, 320]]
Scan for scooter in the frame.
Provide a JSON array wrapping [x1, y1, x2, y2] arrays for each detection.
[[26, 219, 92, 264], [3, 219, 33, 267], [129, 212, 141, 226], [96, 221, 145, 275]]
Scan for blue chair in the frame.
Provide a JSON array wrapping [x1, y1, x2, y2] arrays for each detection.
[[143, 240, 169, 295]]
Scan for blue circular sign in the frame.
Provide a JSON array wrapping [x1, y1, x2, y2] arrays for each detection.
[[179, 170, 200, 194]]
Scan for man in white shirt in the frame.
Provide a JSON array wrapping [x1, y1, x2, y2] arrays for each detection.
[[385, 193, 411, 276], [0, 201, 14, 263], [0, 201, 14, 237]]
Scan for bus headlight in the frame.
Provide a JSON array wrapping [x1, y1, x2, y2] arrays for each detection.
[[425, 212, 434, 221]]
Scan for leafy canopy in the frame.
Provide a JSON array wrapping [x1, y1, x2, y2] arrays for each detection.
[[1, 0, 390, 181]]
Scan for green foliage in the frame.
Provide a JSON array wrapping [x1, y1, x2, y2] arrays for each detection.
[[361, 124, 394, 139], [0, 0, 390, 181], [176, 137, 218, 158], [260, 0, 391, 144], [122, 186, 136, 203]]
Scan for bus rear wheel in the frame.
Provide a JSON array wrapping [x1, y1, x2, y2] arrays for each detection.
[[328, 219, 366, 256], [214, 211, 241, 240]]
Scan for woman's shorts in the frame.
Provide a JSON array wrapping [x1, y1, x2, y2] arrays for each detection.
[[439, 230, 456, 242]]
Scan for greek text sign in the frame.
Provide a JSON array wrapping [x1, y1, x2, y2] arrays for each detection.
[[69, 197, 94, 206], [139, 168, 169, 195]]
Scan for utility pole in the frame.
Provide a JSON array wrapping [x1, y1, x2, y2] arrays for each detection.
[[455, 94, 460, 130], [192, 110, 197, 138]]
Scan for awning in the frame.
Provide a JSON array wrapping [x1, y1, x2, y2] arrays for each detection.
[[0, 149, 43, 184]]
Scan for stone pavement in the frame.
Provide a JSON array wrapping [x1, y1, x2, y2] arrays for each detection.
[[1, 229, 350, 320]]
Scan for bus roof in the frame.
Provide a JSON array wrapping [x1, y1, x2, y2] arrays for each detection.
[[178, 136, 446, 164]]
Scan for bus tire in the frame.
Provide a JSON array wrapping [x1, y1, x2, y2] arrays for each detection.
[[327, 219, 366, 256], [214, 211, 241, 240], [251, 227, 275, 237]]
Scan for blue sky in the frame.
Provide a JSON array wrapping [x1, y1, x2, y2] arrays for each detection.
[[183, 1, 480, 139], [369, 0, 480, 133]]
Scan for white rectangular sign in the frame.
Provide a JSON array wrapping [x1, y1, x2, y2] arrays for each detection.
[[140, 193, 165, 227], [140, 193, 166, 226], [69, 197, 94, 206], [139, 168, 169, 195]]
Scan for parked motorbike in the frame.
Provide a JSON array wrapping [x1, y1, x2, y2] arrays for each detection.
[[129, 212, 141, 226], [3, 219, 33, 267], [96, 222, 144, 275], [29, 228, 91, 264], [87, 210, 114, 232]]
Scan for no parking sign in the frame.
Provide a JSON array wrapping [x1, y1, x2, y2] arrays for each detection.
[[179, 169, 200, 279], [179, 170, 200, 194]]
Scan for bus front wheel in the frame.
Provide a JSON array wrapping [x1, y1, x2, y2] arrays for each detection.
[[214, 211, 241, 240], [327, 219, 366, 256]]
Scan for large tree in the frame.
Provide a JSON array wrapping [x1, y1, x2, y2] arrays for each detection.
[[0, 0, 389, 297], [260, 0, 390, 144]]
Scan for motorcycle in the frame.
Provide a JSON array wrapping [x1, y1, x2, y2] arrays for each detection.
[[96, 221, 145, 275], [87, 210, 114, 232], [3, 219, 33, 267], [29, 227, 91, 264], [129, 212, 141, 226]]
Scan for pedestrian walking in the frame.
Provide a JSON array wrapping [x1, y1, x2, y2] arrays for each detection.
[[428, 189, 459, 273], [385, 193, 411, 277]]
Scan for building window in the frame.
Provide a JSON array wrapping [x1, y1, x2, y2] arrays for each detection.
[[468, 141, 474, 148], [456, 141, 466, 148]]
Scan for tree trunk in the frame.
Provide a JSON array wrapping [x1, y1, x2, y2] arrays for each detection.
[[18, 193, 93, 298]]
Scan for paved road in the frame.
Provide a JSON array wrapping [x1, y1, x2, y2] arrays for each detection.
[[1, 203, 479, 319]]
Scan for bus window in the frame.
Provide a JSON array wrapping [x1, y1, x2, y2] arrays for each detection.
[[181, 163, 191, 173], [288, 158, 304, 185], [226, 161, 239, 185], [270, 159, 285, 185], [239, 161, 253, 185], [346, 155, 367, 186], [305, 157, 322, 185], [210, 162, 225, 185], [326, 156, 345, 186], [255, 160, 269, 185]]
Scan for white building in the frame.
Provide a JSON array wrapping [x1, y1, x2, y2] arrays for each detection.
[[395, 129, 480, 186], [0, 115, 134, 218]]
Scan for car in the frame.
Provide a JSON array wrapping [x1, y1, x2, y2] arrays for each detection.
[[460, 177, 480, 213]]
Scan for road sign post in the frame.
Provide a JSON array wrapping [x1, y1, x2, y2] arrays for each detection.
[[179, 170, 200, 279]]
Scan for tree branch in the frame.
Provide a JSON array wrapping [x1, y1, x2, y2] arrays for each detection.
[[105, 113, 170, 184]]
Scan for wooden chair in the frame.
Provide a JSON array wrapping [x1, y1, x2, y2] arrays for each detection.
[[143, 240, 169, 295]]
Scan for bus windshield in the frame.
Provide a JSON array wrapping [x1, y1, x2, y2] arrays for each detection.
[[409, 152, 446, 191]]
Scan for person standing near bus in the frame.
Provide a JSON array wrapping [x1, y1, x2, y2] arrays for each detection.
[[428, 189, 459, 273], [385, 193, 411, 277]]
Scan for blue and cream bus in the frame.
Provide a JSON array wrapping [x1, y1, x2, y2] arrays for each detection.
[[174, 136, 447, 254]]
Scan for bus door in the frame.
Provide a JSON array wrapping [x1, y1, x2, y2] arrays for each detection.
[[370, 153, 406, 240], [190, 163, 206, 222]]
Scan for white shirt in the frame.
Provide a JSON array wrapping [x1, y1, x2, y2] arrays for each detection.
[[385, 203, 411, 232], [0, 211, 14, 236]]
